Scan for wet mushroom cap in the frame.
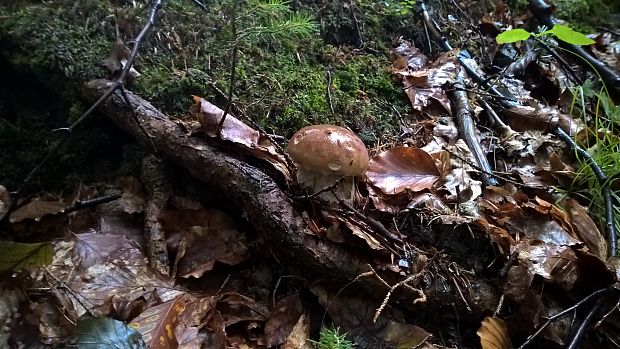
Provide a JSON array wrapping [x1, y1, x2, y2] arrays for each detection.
[[288, 125, 369, 176]]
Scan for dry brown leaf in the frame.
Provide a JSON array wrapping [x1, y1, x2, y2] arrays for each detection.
[[366, 147, 440, 195], [190, 97, 291, 181], [130, 295, 191, 349], [264, 295, 303, 348], [282, 312, 312, 349], [9, 199, 65, 223], [477, 316, 512, 349], [162, 209, 249, 278], [565, 198, 607, 260]]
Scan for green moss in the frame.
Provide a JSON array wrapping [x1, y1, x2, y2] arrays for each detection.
[[0, 0, 412, 192], [0, 3, 110, 83]]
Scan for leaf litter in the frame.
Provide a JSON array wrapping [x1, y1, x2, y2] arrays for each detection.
[[2, 2, 620, 349]]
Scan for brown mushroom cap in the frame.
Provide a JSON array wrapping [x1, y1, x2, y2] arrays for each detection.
[[288, 125, 369, 176]]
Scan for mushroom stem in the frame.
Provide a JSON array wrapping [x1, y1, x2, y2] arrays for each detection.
[[296, 168, 355, 204]]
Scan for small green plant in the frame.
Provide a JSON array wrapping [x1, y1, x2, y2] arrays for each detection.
[[312, 327, 355, 349], [496, 24, 595, 46], [566, 82, 620, 240], [231, 0, 318, 44]]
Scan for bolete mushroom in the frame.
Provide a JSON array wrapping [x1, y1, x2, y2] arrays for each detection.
[[288, 125, 369, 203]]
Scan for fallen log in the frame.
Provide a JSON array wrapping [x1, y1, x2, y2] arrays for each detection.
[[84, 79, 499, 325]]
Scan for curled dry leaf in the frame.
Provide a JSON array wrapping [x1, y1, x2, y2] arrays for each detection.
[[565, 198, 607, 260], [366, 147, 440, 195], [190, 96, 291, 181], [477, 317, 512, 349], [392, 41, 457, 113]]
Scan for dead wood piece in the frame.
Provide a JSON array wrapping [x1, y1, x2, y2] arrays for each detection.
[[83, 79, 500, 321], [451, 70, 499, 186], [141, 154, 172, 276]]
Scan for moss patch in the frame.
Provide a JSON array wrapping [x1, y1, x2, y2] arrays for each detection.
[[0, 0, 412, 190]]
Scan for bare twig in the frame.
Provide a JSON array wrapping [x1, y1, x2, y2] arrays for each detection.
[[217, 1, 240, 136], [9, 0, 165, 212], [326, 68, 335, 114], [518, 288, 611, 348]]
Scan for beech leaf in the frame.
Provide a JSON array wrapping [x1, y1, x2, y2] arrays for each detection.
[[477, 317, 512, 349], [366, 147, 440, 194]]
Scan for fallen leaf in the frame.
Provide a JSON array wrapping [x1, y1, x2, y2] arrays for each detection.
[[9, 199, 65, 223], [366, 147, 440, 194], [282, 312, 312, 349], [190, 97, 291, 180], [565, 198, 607, 260], [130, 295, 191, 349], [75, 317, 146, 349], [477, 317, 512, 349], [0, 241, 52, 272], [264, 295, 303, 348], [514, 239, 579, 290], [162, 209, 249, 278]]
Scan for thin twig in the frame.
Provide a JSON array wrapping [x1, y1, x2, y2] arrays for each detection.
[[326, 67, 335, 114], [451, 71, 499, 186], [217, 0, 239, 136], [518, 288, 610, 348], [9, 0, 165, 211]]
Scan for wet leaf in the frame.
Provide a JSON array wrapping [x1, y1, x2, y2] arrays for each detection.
[[565, 198, 607, 260], [264, 295, 303, 347], [366, 147, 440, 194], [75, 317, 146, 349], [9, 199, 65, 223], [0, 241, 52, 272], [52, 231, 184, 318], [130, 296, 190, 349], [514, 239, 579, 290], [162, 209, 249, 278], [190, 97, 291, 180], [477, 316, 512, 349]]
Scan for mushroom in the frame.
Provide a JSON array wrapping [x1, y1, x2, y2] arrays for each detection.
[[288, 125, 369, 203]]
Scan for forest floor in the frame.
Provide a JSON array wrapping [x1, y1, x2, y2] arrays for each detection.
[[1, 0, 620, 348]]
